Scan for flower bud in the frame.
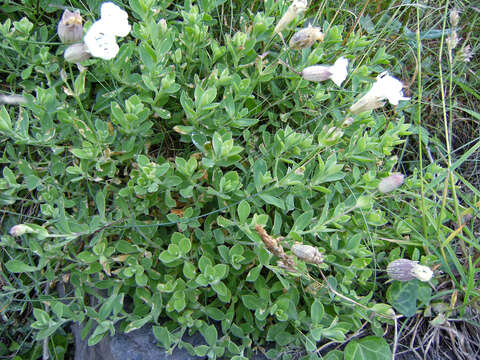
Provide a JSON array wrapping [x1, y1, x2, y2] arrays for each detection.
[[159, 18, 167, 32], [341, 117, 354, 128], [378, 173, 404, 193], [64, 43, 91, 63], [289, 25, 324, 50], [387, 259, 433, 282], [291, 244, 323, 264], [57, 9, 83, 44], [9, 224, 34, 237]]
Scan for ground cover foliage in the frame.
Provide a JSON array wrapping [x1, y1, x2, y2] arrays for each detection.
[[0, 0, 479, 359]]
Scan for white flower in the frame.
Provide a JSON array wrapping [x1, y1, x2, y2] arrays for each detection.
[[301, 57, 348, 86], [99, 2, 131, 37], [368, 72, 409, 105], [84, 22, 119, 60], [350, 72, 410, 114], [83, 2, 131, 60], [411, 264, 433, 282], [274, 0, 308, 34]]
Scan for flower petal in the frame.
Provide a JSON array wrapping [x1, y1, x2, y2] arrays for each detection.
[[328, 57, 348, 86], [84, 20, 119, 60], [100, 1, 131, 37], [370, 72, 410, 105]]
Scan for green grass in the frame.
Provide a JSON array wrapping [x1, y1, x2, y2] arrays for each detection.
[[1, 0, 479, 359]]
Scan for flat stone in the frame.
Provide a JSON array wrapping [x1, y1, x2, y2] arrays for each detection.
[[73, 323, 269, 360], [73, 323, 205, 360]]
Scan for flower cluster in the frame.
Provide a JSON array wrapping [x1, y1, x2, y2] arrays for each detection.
[[275, 2, 410, 110], [58, 2, 131, 63]]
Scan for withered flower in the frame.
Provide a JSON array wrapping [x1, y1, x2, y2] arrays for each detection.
[[57, 9, 83, 44], [289, 24, 324, 50], [255, 224, 296, 270], [274, 0, 308, 34]]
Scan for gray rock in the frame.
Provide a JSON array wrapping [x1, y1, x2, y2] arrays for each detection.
[[73, 322, 269, 360], [73, 323, 205, 360]]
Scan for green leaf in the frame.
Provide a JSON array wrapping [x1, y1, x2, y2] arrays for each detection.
[[194, 345, 209, 356], [87, 324, 109, 346], [344, 336, 392, 360], [95, 191, 105, 220], [183, 261, 196, 280], [246, 265, 262, 282], [73, 71, 86, 96], [33, 308, 50, 324], [241, 294, 261, 310], [125, 315, 152, 333], [159, 250, 179, 264], [386, 281, 418, 317], [135, 271, 148, 287], [259, 193, 285, 210], [178, 237, 191, 255], [293, 210, 313, 232], [311, 300, 324, 325], [204, 306, 225, 321], [213, 264, 228, 280], [200, 324, 217, 346], [153, 326, 171, 349], [36, 323, 62, 340], [116, 240, 139, 253], [197, 86, 217, 108], [139, 42, 156, 72], [0, 106, 12, 132], [211, 281, 228, 297], [5, 259, 38, 273], [237, 200, 250, 223]]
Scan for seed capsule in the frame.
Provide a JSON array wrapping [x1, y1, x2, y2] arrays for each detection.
[[291, 244, 323, 264], [64, 43, 91, 63], [301, 65, 331, 82], [387, 259, 433, 282], [289, 25, 324, 50]]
